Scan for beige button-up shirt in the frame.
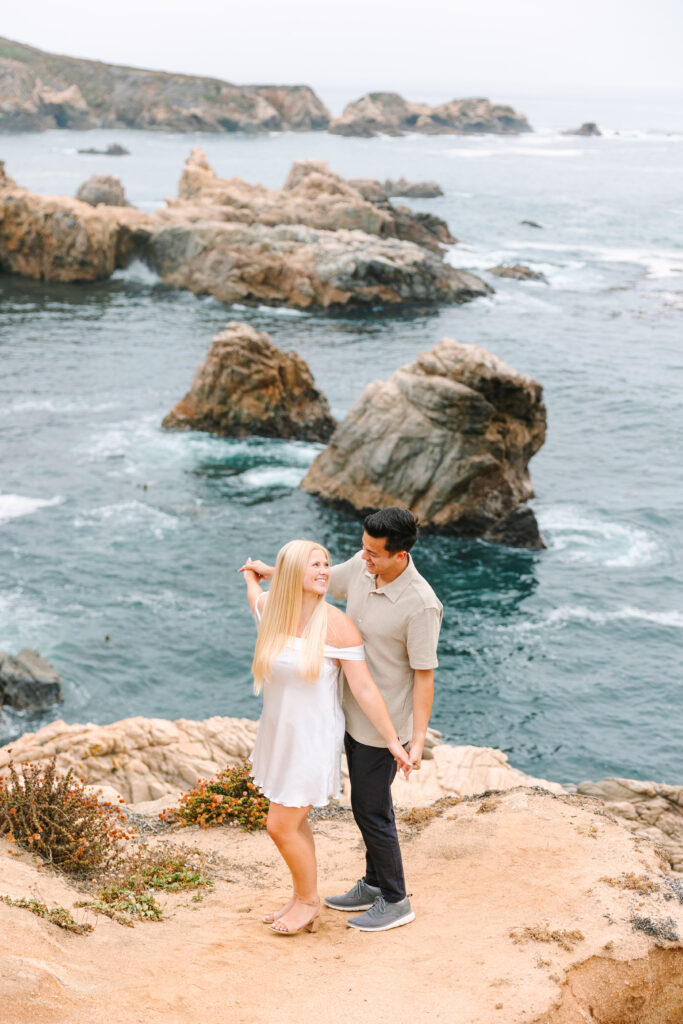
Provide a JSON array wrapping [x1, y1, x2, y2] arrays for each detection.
[[328, 551, 443, 747]]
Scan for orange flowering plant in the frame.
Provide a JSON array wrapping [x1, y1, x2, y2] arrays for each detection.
[[0, 756, 133, 873], [166, 762, 269, 830]]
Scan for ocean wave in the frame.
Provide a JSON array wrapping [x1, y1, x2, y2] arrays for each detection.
[[237, 466, 305, 490], [0, 398, 119, 418], [510, 241, 683, 280], [539, 605, 683, 630], [537, 507, 661, 568], [0, 494, 62, 524], [446, 146, 584, 159], [111, 260, 162, 284], [73, 500, 179, 537]]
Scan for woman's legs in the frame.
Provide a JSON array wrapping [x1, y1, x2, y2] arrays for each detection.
[[266, 802, 319, 930]]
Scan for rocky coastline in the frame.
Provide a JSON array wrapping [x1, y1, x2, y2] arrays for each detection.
[[0, 152, 490, 310], [329, 92, 532, 137]]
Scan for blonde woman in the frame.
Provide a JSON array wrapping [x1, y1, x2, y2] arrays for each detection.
[[242, 539, 411, 936]]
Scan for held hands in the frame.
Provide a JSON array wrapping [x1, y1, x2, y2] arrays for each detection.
[[388, 737, 413, 781], [238, 558, 272, 581]]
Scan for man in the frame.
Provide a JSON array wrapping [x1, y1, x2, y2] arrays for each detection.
[[242, 506, 442, 932]]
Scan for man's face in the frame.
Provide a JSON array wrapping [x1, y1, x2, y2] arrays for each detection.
[[361, 531, 406, 577]]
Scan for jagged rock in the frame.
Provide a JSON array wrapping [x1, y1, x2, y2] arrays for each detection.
[[576, 777, 683, 873], [0, 169, 152, 281], [0, 649, 61, 710], [488, 263, 548, 283], [330, 92, 532, 137], [162, 321, 336, 442], [302, 337, 546, 548], [0, 153, 485, 308], [563, 122, 601, 136], [384, 177, 444, 198], [77, 143, 130, 155], [0, 35, 330, 133], [75, 174, 130, 207]]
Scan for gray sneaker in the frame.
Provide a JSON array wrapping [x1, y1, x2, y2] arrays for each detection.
[[347, 894, 415, 932], [324, 879, 381, 912]]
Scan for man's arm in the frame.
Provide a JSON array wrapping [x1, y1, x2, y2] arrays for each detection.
[[327, 552, 360, 603], [409, 669, 434, 769], [238, 558, 273, 580]]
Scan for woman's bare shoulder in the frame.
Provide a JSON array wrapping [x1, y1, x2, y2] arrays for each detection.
[[326, 604, 362, 647]]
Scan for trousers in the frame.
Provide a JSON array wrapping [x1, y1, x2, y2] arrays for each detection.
[[344, 731, 407, 903]]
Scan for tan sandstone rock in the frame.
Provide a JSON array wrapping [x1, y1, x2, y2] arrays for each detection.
[[162, 321, 336, 442], [75, 174, 130, 208], [302, 337, 547, 548], [576, 777, 683, 873]]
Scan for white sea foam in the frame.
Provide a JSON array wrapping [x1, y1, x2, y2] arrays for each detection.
[[0, 398, 119, 418], [112, 260, 161, 284], [509, 241, 683, 280], [542, 605, 683, 630], [238, 466, 305, 490], [0, 494, 62, 524], [73, 500, 179, 538], [537, 507, 661, 568]]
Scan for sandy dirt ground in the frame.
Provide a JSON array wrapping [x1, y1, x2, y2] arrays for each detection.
[[1, 788, 682, 1024]]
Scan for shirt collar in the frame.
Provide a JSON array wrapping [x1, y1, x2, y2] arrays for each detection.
[[364, 554, 417, 603]]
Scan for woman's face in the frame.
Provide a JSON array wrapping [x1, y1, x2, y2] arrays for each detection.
[[302, 548, 330, 596]]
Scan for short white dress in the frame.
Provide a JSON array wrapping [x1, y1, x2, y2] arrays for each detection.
[[249, 610, 364, 808]]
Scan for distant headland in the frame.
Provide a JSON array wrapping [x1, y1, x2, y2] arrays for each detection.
[[0, 36, 531, 135]]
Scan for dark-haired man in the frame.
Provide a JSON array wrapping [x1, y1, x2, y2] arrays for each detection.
[[240, 507, 442, 932]]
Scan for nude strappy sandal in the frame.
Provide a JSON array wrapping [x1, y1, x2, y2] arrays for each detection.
[[269, 896, 321, 936]]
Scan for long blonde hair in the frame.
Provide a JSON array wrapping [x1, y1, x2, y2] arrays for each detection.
[[252, 539, 329, 694]]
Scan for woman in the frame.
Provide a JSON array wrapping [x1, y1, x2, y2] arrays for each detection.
[[242, 539, 411, 936]]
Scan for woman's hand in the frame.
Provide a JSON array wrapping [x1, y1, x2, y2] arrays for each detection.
[[388, 737, 413, 780], [238, 558, 273, 580]]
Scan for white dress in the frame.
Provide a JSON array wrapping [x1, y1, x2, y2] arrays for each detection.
[[249, 615, 365, 808]]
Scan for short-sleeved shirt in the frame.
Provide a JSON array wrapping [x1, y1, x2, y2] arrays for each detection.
[[328, 551, 443, 747]]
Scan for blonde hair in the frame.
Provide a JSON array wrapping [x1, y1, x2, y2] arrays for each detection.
[[252, 539, 329, 694]]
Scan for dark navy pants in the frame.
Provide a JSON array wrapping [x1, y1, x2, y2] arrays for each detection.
[[344, 731, 407, 903]]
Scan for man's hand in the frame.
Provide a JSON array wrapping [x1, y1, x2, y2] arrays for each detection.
[[238, 558, 273, 580], [408, 735, 425, 771]]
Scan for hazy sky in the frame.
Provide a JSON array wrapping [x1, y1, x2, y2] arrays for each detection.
[[3, 0, 683, 98]]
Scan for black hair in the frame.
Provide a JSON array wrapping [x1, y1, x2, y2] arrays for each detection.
[[363, 507, 418, 554]]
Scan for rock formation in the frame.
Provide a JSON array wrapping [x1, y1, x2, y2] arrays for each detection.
[[383, 178, 444, 198], [577, 777, 683, 874], [75, 174, 130, 207], [0, 35, 330, 133], [488, 263, 548, 283], [302, 337, 546, 548], [563, 122, 602, 136], [1, 153, 487, 309], [162, 321, 336, 442], [0, 649, 61, 709], [330, 92, 532, 137], [77, 143, 130, 155]]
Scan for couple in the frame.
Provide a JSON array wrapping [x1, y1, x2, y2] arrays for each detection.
[[240, 507, 442, 936]]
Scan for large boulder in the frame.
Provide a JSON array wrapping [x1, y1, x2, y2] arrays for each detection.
[[330, 91, 532, 137], [0, 649, 61, 710], [0, 166, 152, 281], [75, 174, 130, 207], [162, 321, 336, 442], [301, 338, 546, 548], [488, 263, 548, 283], [563, 122, 601, 136]]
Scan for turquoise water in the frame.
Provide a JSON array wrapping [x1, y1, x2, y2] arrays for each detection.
[[1, 97, 682, 784]]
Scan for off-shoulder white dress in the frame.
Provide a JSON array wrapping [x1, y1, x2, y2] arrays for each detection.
[[249, 609, 364, 808]]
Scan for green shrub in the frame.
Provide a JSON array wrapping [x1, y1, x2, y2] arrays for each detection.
[[77, 845, 213, 926], [0, 756, 133, 872], [0, 894, 92, 934], [166, 762, 268, 830]]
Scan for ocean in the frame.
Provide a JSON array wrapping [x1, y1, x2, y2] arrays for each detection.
[[1, 91, 681, 785]]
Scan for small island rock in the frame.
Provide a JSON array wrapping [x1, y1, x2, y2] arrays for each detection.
[[76, 173, 130, 207], [0, 649, 62, 710], [383, 178, 444, 198], [162, 321, 335, 442], [488, 263, 548, 283], [330, 92, 532, 137], [563, 122, 602, 136], [301, 337, 546, 548], [77, 143, 130, 155]]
